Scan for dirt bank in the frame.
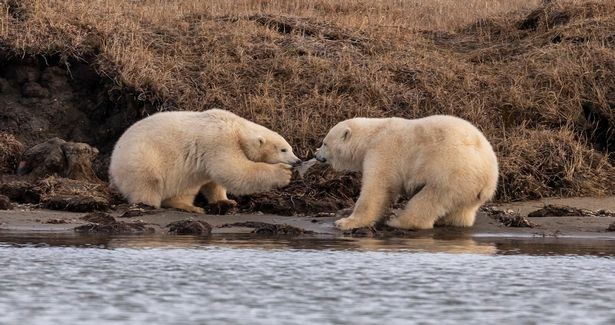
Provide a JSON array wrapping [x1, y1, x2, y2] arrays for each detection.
[[1, 0, 614, 206]]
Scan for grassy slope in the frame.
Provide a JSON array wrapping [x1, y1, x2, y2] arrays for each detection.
[[1, 0, 614, 201]]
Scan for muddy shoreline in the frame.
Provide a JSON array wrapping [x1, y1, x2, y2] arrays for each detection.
[[1, 196, 614, 240]]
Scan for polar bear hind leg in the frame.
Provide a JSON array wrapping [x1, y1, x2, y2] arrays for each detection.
[[386, 185, 449, 230], [435, 203, 480, 227], [119, 172, 163, 209], [161, 186, 204, 213]]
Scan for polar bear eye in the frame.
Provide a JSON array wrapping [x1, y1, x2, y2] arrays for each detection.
[[281, 149, 287, 153]]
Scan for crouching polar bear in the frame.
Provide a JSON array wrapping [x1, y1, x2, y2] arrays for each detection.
[[315, 115, 498, 230], [109, 109, 300, 213]]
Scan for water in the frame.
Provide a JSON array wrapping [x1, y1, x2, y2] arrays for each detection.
[[1, 234, 614, 325]]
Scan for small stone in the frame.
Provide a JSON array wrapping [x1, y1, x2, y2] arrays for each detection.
[[607, 222, 615, 232]]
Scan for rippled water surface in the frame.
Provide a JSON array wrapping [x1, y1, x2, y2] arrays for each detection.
[[1, 234, 614, 324]]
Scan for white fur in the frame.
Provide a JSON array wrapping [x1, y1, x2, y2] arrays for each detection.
[[315, 115, 499, 230], [109, 109, 299, 213]]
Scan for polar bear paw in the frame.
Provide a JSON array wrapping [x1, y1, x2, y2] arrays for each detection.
[[270, 163, 293, 187], [334, 216, 372, 230]]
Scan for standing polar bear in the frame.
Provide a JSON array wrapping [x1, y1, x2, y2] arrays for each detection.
[[109, 109, 300, 213], [315, 115, 498, 230]]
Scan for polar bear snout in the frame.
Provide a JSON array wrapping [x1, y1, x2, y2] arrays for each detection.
[[289, 157, 302, 167], [314, 148, 327, 163]]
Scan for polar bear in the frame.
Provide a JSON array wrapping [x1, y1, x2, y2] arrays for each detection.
[[314, 115, 498, 230], [109, 109, 300, 213]]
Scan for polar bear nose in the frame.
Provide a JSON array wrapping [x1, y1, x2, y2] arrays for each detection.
[[315, 156, 327, 163], [290, 158, 302, 166]]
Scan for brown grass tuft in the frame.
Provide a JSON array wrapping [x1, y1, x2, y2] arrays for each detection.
[[0, 132, 23, 174]]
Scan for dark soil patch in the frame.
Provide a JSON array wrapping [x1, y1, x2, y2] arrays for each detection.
[[234, 164, 359, 215], [528, 204, 615, 218], [45, 218, 67, 224], [607, 222, 615, 232], [0, 195, 13, 210], [219, 221, 311, 236], [166, 219, 212, 236], [75, 212, 154, 234], [0, 180, 42, 203]]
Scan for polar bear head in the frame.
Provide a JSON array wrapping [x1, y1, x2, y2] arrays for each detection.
[[314, 119, 365, 172], [241, 131, 301, 166]]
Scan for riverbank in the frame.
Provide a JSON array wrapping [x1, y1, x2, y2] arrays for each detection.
[[1, 196, 614, 240]]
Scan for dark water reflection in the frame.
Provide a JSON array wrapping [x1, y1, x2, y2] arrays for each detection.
[[2, 232, 615, 256], [1, 233, 614, 324]]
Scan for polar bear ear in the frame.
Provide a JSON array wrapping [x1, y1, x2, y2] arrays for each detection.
[[257, 136, 266, 146], [342, 127, 351, 141]]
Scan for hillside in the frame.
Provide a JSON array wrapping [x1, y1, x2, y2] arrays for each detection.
[[1, 0, 613, 208]]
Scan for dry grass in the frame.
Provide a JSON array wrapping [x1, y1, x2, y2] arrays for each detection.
[[0, 132, 23, 174], [1, 0, 614, 201]]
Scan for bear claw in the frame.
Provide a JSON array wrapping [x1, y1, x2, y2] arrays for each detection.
[[334, 216, 371, 230]]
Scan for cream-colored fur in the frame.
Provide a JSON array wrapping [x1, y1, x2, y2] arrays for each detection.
[[109, 109, 300, 213], [315, 115, 499, 230]]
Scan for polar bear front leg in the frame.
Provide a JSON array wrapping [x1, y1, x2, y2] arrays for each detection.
[[200, 181, 237, 206], [335, 165, 398, 230], [208, 151, 292, 195]]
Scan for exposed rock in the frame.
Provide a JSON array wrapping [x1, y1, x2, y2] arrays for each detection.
[[167, 220, 212, 236], [18, 138, 101, 182], [0, 195, 13, 210]]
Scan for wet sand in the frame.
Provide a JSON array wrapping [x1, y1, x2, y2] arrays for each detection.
[[1, 196, 614, 239]]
